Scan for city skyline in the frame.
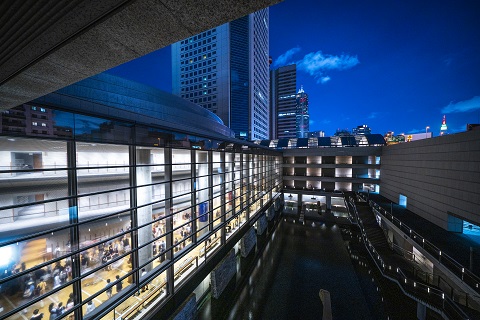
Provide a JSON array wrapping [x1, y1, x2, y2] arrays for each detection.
[[108, 0, 480, 137]]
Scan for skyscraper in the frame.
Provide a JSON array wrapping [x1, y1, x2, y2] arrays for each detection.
[[270, 64, 297, 139], [172, 9, 270, 140], [295, 86, 309, 138]]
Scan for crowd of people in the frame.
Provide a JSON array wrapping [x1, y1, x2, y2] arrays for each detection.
[[2, 210, 207, 320], [28, 292, 75, 320]]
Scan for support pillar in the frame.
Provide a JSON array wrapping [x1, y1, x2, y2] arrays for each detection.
[[197, 151, 209, 238], [67, 141, 82, 320], [164, 148, 174, 295], [136, 149, 153, 271], [326, 195, 332, 210], [416, 302, 426, 320]]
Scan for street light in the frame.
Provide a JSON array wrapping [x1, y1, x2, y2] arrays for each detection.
[[425, 126, 430, 139]]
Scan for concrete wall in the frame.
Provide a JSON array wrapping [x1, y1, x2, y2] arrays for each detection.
[[256, 213, 268, 235], [210, 249, 236, 299], [380, 130, 480, 229], [240, 227, 257, 257], [171, 293, 196, 320]]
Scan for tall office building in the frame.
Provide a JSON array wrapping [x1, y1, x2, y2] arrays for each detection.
[[270, 64, 297, 139], [172, 9, 270, 140], [295, 86, 309, 138]]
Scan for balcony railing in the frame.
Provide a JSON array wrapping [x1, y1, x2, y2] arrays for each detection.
[[282, 173, 380, 179], [349, 196, 472, 319], [358, 193, 480, 300]]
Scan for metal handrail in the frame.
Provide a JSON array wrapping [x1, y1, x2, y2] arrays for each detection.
[[359, 192, 480, 297], [349, 196, 470, 319]]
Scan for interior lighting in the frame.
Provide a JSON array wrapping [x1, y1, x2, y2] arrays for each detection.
[[0, 246, 13, 267]]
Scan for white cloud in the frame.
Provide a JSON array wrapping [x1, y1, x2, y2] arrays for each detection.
[[273, 47, 301, 67], [296, 51, 359, 84], [320, 76, 331, 84], [441, 96, 480, 113]]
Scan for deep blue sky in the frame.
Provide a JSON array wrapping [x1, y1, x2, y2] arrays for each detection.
[[108, 0, 480, 137]]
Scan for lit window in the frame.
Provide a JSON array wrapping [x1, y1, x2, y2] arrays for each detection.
[[32, 121, 38, 126], [41, 123, 47, 127], [31, 106, 37, 111], [40, 108, 46, 112]]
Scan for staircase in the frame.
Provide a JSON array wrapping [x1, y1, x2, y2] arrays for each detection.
[[345, 192, 473, 320]]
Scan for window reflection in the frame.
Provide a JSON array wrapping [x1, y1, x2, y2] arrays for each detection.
[[0, 130, 282, 318]]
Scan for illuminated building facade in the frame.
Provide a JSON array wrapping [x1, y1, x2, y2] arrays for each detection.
[[0, 74, 282, 320], [270, 64, 297, 139], [172, 9, 270, 140], [352, 125, 371, 135], [295, 86, 309, 138]]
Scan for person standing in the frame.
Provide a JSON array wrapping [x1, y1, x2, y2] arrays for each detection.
[[115, 275, 122, 293], [105, 279, 112, 298], [85, 301, 95, 315], [57, 302, 65, 316], [48, 303, 58, 320], [30, 309, 43, 320], [37, 279, 47, 295]]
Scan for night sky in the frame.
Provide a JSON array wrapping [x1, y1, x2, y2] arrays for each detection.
[[107, 0, 480, 137]]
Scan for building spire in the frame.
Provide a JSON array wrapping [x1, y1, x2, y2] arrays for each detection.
[[440, 114, 448, 135], [298, 85, 304, 93]]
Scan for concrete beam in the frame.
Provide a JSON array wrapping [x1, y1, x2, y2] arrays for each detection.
[[0, 0, 281, 110]]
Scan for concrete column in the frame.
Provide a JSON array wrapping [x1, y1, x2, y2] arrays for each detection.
[[326, 195, 332, 210], [164, 148, 174, 295], [220, 152, 226, 244], [197, 151, 209, 237], [67, 140, 82, 320], [137, 149, 153, 271], [417, 302, 426, 320]]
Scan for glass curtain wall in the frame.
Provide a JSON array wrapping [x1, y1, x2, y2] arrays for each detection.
[[0, 120, 281, 320]]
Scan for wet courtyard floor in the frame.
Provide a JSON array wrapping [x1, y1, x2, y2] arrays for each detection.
[[198, 218, 382, 320]]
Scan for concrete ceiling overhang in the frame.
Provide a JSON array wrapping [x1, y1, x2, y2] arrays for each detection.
[[0, 0, 281, 110]]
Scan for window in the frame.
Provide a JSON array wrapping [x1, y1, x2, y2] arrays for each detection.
[[41, 123, 47, 127], [32, 121, 38, 126]]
